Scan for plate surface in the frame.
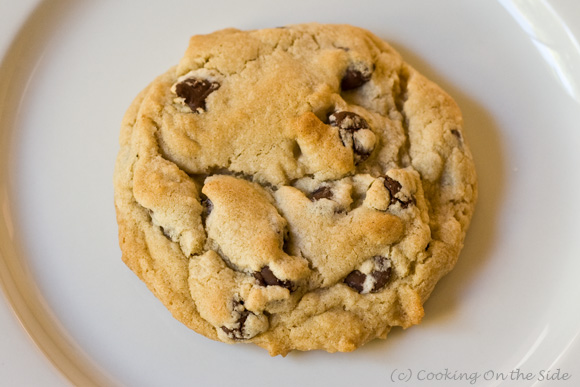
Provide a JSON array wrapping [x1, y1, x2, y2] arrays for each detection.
[[1, 1, 579, 386]]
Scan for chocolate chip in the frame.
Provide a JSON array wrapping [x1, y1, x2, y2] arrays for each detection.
[[159, 226, 172, 240], [201, 197, 213, 227], [174, 77, 220, 112], [383, 176, 402, 200], [341, 65, 373, 90], [254, 266, 293, 290], [310, 186, 333, 201], [329, 111, 375, 162], [202, 197, 213, 215], [451, 129, 463, 147], [344, 256, 392, 293], [383, 175, 413, 208], [352, 140, 373, 160], [344, 270, 366, 293], [220, 300, 250, 340], [329, 111, 369, 131], [369, 256, 392, 292]]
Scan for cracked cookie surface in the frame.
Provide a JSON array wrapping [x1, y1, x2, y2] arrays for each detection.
[[114, 23, 477, 356]]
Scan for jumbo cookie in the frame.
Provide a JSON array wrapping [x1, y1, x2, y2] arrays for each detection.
[[113, 23, 477, 356]]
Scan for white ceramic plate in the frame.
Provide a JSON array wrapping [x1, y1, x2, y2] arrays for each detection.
[[1, 1, 579, 386]]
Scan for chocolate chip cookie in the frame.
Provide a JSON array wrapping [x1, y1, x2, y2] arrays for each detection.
[[113, 23, 477, 356]]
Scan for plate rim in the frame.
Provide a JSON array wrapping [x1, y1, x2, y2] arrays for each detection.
[[1, 1, 580, 385]]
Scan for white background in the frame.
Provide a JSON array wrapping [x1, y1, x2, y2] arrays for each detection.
[[1, 1, 580, 386]]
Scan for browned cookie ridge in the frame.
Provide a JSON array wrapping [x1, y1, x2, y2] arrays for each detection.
[[114, 23, 477, 356]]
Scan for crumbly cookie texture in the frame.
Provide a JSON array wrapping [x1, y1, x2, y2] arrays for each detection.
[[114, 23, 477, 356]]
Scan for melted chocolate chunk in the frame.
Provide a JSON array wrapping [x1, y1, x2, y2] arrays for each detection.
[[451, 129, 462, 140], [344, 256, 392, 293], [451, 129, 463, 147], [329, 111, 369, 131], [201, 197, 213, 227], [329, 111, 374, 162], [369, 256, 392, 292], [344, 270, 366, 293], [174, 77, 220, 112], [341, 65, 373, 90], [159, 226, 172, 240], [383, 176, 402, 201], [202, 197, 213, 215], [254, 266, 293, 290], [220, 300, 250, 340], [353, 140, 372, 160], [383, 176, 414, 208], [310, 186, 333, 201]]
